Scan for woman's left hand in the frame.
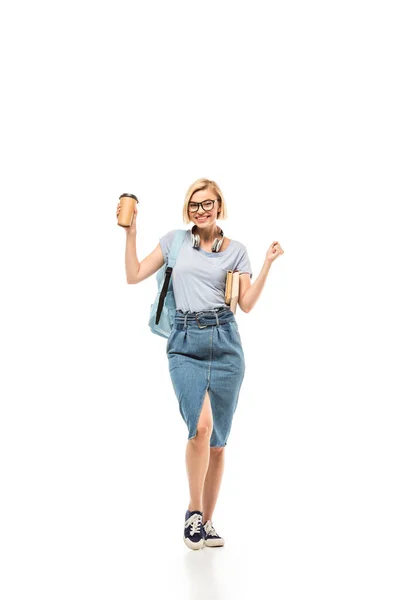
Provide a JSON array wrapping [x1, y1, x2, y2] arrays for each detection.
[[266, 241, 284, 264]]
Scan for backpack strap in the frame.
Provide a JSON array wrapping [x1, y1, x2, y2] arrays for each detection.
[[167, 229, 187, 267], [156, 230, 187, 324]]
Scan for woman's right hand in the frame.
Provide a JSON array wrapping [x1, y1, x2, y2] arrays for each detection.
[[116, 200, 138, 233]]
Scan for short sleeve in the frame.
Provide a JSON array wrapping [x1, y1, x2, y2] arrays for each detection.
[[159, 229, 179, 263], [236, 246, 253, 279]]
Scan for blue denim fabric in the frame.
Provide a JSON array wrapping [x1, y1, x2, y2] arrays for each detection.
[[166, 306, 245, 447]]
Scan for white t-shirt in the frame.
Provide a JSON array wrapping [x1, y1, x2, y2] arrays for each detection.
[[159, 228, 252, 312]]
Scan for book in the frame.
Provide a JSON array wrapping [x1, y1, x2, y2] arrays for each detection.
[[225, 270, 240, 314]]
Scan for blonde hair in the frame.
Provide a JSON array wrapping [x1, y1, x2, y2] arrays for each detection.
[[182, 178, 228, 224]]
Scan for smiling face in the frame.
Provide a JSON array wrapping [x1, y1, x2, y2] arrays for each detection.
[[188, 187, 221, 228]]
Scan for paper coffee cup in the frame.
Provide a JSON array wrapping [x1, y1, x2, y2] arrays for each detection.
[[118, 193, 139, 227]]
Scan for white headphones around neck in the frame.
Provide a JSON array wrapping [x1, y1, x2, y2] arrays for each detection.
[[191, 224, 225, 253]]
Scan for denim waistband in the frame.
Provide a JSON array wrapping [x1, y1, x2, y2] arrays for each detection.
[[174, 306, 235, 328]]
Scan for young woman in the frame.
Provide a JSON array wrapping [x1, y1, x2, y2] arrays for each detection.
[[116, 178, 284, 551]]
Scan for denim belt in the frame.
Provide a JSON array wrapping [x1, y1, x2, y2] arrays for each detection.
[[174, 306, 235, 329]]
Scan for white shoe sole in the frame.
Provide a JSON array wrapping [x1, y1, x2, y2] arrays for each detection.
[[183, 535, 205, 550], [204, 538, 225, 547]]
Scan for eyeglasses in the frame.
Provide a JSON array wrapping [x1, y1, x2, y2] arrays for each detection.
[[188, 199, 220, 213]]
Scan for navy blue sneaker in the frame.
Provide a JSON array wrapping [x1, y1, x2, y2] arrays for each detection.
[[203, 519, 225, 547], [183, 509, 205, 550]]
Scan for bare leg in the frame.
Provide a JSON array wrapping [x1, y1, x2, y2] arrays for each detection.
[[186, 390, 213, 513], [202, 447, 225, 522]]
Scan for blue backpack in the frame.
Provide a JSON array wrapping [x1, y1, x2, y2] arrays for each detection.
[[148, 229, 187, 338]]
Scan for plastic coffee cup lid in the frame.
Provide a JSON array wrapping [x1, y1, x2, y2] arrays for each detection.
[[119, 193, 139, 202]]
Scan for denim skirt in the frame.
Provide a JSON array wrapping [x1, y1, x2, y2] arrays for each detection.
[[166, 306, 245, 447]]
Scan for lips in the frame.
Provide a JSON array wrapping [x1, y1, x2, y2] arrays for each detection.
[[196, 216, 210, 222]]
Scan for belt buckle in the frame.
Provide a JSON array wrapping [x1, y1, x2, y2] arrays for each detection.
[[195, 314, 208, 329]]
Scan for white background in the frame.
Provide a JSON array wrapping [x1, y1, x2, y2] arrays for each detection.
[[1, 1, 399, 598]]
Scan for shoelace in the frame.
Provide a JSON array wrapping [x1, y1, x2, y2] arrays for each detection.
[[203, 520, 219, 537], [185, 513, 202, 535]]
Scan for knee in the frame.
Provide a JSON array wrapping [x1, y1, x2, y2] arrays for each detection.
[[210, 446, 224, 455], [195, 423, 212, 439]]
